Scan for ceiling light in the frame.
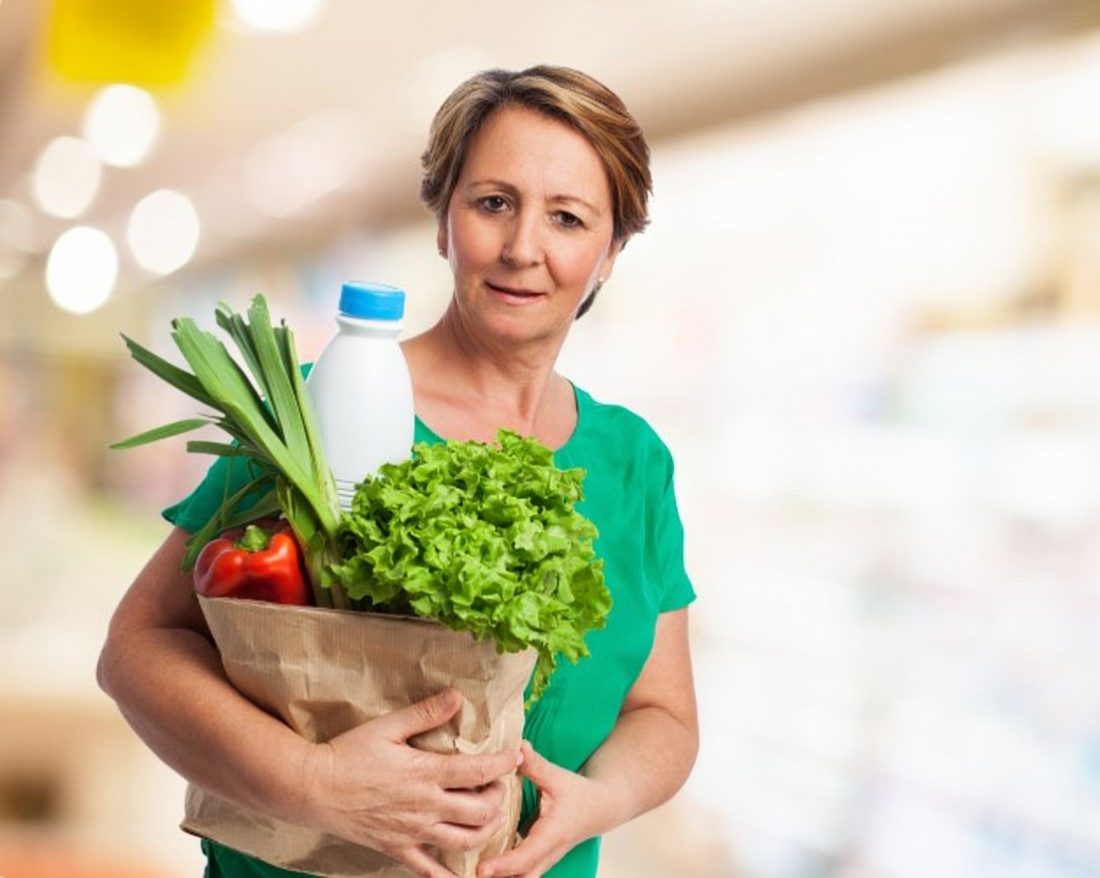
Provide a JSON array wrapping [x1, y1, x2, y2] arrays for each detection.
[[46, 226, 118, 314], [83, 84, 161, 167], [230, 0, 323, 33], [32, 137, 102, 219], [128, 189, 200, 274]]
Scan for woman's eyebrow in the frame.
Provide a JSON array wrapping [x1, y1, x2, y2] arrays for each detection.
[[549, 194, 600, 215], [464, 178, 519, 194]]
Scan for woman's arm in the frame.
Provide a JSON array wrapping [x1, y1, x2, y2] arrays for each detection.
[[479, 608, 699, 878], [98, 526, 520, 877]]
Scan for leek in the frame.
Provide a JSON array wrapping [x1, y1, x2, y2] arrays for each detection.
[[111, 295, 344, 607]]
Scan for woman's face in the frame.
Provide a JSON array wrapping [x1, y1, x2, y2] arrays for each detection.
[[439, 105, 621, 347]]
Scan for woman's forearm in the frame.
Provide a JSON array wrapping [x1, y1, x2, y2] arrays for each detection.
[[582, 609, 699, 833], [98, 619, 318, 825], [97, 527, 320, 826], [580, 703, 699, 834]]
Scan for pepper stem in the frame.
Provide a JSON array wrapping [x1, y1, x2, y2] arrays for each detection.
[[236, 524, 272, 553]]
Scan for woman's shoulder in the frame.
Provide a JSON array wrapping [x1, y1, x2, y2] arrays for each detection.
[[573, 384, 674, 460]]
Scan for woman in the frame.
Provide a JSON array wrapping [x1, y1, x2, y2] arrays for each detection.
[[98, 65, 698, 878]]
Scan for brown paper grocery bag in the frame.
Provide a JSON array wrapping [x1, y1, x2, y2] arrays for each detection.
[[183, 595, 536, 878]]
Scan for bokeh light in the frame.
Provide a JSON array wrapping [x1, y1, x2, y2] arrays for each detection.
[[127, 189, 201, 275], [230, 0, 323, 33], [83, 84, 161, 168], [32, 136, 102, 219], [45, 226, 118, 314]]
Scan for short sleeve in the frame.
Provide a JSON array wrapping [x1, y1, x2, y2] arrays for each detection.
[[647, 439, 697, 613], [161, 453, 269, 534]]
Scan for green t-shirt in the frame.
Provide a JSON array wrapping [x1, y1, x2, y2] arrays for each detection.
[[163, 383, 695, 878]]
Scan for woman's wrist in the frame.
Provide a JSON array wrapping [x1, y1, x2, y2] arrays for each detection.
[[576, 769, 631, 837], [287, 739, 336, 830], [222, 729, 332, 830]]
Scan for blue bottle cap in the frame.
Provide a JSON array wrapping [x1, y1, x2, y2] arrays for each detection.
[[339, 282, 405, 320]]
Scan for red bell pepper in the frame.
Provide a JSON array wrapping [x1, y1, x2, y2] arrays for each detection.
[[194, 524, 311, 606]]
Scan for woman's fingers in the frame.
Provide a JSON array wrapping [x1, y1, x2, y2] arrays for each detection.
[[433, 779, 507, 827], [368, 690, 519, 790], [425, 812, 507, 853], [372, 688, 464, 743], [478, 744, 592, 878], [515, 740, 557, 791], [478, 817, 558, 877], [437, 747, 522, 790]]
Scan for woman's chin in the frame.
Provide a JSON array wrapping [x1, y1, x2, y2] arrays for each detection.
[[476, 308, 567, 347]]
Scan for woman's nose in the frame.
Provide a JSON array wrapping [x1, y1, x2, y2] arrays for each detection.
[[500, 212, 543, 267]]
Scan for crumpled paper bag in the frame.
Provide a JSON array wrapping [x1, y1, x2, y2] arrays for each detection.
[[182, 595, 536, 878]]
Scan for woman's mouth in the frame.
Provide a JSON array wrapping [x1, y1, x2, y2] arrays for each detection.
[[485, 281, 545, 303]]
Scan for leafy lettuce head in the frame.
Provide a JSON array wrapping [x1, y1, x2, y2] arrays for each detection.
[[327, 430, 611, 702]]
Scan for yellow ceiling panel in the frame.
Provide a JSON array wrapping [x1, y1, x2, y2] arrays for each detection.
[[46, 0, 215, 87]]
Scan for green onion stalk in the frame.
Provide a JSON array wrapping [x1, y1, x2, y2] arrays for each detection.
[[111, 295, 348, 608]]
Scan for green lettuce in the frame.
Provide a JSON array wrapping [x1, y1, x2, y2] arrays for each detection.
[[326, 430, 611, 702]]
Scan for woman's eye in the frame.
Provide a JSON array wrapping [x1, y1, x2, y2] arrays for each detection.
[[480, 196, 508, 212], [555, 211, 583, 228]]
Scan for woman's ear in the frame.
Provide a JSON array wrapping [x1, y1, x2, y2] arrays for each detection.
[[436, 225, 448, 259], [600, 237, 625, 284]]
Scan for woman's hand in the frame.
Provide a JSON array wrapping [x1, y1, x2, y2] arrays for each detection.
[[306, 687, 523, 878], [477, 610, 699, 878], [476, 741, 612, 878]]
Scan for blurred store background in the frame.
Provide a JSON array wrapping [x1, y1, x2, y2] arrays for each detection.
[[2, 0, 1100, 876]]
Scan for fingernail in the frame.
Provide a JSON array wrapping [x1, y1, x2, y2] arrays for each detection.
[[515, 749, 524, 766]]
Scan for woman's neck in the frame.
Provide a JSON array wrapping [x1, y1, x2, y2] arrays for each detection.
[[403, 304, 575, 443]]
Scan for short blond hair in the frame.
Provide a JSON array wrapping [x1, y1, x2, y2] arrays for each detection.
[[420, 65, 652, 244]]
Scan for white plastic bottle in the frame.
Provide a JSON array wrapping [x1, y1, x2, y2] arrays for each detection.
[[306, 282, 415, 510]]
